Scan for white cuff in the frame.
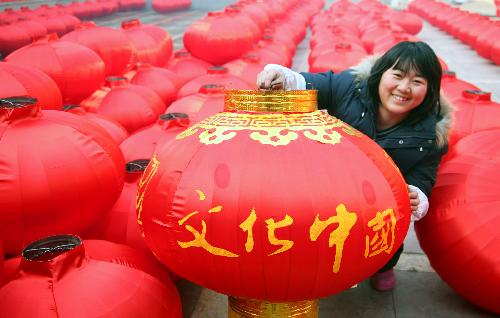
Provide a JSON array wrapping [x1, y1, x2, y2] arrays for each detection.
[[408, 184, 429, 221], [263, 64, 306, 90]]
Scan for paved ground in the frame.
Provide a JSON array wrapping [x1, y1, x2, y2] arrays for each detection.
[[3, 0, 498, 317]]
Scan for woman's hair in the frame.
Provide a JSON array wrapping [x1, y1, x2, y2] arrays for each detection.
[[367, 41, 442, 124]]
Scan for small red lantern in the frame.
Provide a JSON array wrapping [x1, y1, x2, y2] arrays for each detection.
[[61, 24, 134, 76], [0, 97, 125, 255], [223, 54, 266, 86], [121, 19, 173, 67], [166, 50, 212, 85], [441, 71, 479, 101], [137, 90, 411, 302], [183, 10, 256, 65], [97, 77, 166, 133], [125, 63, 181, 106], [177, 66, 252, 98], [63, 104, 129, 144], [0, 62, 62, 110], [167, 85, 225, 124], [0, 235, 182, 317], [448, 90, 500, 146], [120, 113, 190, 162], [415, 141, 500, 314], [6, 35, 106, 104]]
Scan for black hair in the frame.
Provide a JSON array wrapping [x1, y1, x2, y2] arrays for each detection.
[[367, 41, 442, 124]]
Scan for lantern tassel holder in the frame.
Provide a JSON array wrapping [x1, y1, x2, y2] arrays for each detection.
[[228, 297, 319, 318]]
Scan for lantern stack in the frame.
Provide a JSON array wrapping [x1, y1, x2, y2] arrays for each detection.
[[1, 0, 499, 316]]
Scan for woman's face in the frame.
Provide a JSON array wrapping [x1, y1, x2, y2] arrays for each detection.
[[378, 65, 428, 119]]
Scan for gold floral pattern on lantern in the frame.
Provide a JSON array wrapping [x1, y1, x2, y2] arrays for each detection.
[[176, 111, 362, 146]]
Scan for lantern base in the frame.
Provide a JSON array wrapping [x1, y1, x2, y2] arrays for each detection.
[[228, 297, 318, 317]]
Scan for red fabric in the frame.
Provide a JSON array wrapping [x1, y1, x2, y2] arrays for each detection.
[[138, 109, 411, 301], [183, 9, 257, 65], [64, 105, 128, 144], [5, 37, 106, 104], [0, 100, 124, 255], [97, 77, 166, 133], [415, 148, 500, 314], [167, 85, 224, 125], [121, 19, 173, 67], [166, 50, 212, 85], [61, 24, 134, 76], [120, 113, 190, 162], [0, 238, 182, 317], [177, 66, 252, 99], [0, 62, 63, 110]]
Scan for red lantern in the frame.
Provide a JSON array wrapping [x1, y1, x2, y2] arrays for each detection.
[[223, 54, 266, 86], [183, 10, 256, 65], [167, 85, 225, 124], [0, 97, 125, 255], [6, 35, 106, 104], [85, 161, 152, 252], [121, 19, 173, 67], [441, 71, 480, 101], [97, 77, 166, 133], [0, 24, 31, 56], [125, 63, 181, 106], [63, 104, 128, 144], [61, 23, 134, 76], [415, 151, 500, 314], [137, 90, 411, 301], [152, 0, 192, 12], [166, 50, 212, 85], [120, 113, 190, 162], [448, 90, 500, 146], [0, 62, 62, 110], [0, 235, 182, 317], [177, 66, 252, 98], [12, 19, 47, 42], [310, 43, 368, 73]]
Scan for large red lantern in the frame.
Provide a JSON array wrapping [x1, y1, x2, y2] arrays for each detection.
[[0, 235, 182, 317], [120, 113, 190, 162], [61, 23, 134, 76], [97, 77, 166, 133], [415, 142, 500, 314], [0, 24, 31, 56], [167, 85, 225, 124], [440, 70, 479, 101], [137, 90, 411, 305], [309, 43, 368, 73], [5, 35, 106, 104], [177, 66, 252, 98], [121, 19, 173, 67], [0, 62, 62, 110], [223, 54, 266, 86], [0, 97, 125, 255], [183, 10, 257, 65]]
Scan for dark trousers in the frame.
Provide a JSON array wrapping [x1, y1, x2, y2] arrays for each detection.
[[378, 244, 404, 273]]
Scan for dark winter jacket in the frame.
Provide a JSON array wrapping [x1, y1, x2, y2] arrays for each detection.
[[301, 56, 453, 196]]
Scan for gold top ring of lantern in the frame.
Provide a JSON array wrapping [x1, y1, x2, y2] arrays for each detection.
[[224, 90, 318, 113]]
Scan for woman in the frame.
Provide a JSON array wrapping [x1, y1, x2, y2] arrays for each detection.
[[256, 41, 452, 291]]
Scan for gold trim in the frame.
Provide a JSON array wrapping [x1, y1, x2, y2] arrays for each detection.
[[228, 297, 318, 317], [225, 90, 318, 113]]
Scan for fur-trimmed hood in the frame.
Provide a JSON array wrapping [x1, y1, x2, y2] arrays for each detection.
[[350, 55, 453, 148]]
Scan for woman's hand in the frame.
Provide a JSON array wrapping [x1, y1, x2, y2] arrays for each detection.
[[409, 191, 420, 213], [256, 68, 285, 90], [407, 184, 429, 221], [256, 64, 306, 90]]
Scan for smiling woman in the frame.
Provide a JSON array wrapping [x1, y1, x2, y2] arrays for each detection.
[[256, 41, 453, 292]]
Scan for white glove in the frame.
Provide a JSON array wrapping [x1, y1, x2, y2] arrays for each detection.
[[256, 64, 306, 90], [408, 184, 429, 221]]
